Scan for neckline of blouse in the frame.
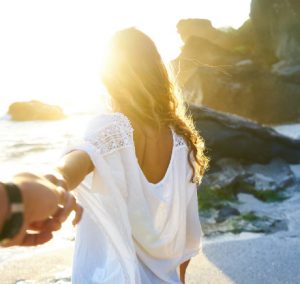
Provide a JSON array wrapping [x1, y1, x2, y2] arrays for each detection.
[[114, 111, 175, 187]]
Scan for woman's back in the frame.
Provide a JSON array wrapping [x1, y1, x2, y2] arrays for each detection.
[[131, 119, 173, 184], [71, 112, 202, 283]]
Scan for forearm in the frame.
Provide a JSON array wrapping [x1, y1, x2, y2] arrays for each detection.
[[46, 151, 94, 191], [180, 259, 190, 284], [45, 167, 85, 192]]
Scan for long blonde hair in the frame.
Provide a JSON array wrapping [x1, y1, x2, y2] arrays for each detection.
[[101, 28, 208, 183]]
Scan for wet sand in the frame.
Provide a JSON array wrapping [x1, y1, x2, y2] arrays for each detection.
[[0, 245, 73, 284]]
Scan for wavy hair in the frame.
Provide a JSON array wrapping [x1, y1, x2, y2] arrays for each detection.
[[101, 28, 208, 183]]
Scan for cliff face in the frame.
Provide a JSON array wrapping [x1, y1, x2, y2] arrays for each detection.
[[251, 0, 300, 83], [251, 0, 300, 60], [175, 1, 300, 124], [177, 18, 255, 55]]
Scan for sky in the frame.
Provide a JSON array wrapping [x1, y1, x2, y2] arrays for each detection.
[[0, 0, 251, 113]]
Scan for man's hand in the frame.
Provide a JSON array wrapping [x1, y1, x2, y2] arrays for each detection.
[[0, 173, 83, 247]]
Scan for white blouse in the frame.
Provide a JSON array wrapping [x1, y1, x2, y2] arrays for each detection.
[[69, 112, 202, 284]]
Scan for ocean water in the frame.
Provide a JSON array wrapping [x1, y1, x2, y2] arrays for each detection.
[[0, 114, 94, 179]]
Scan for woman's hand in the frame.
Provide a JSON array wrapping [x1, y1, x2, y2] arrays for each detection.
[[0, 173, 83, 247]]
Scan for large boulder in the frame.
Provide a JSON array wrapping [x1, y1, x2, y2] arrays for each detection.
[[8, 100, 65, 121], [189, 104, 300, 164]]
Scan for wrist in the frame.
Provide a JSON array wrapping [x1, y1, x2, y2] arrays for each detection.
[[0, 183, 10, 232], [44, 170, 68, 192], [12, 175, 57, 222], [0, 183, 24, 243]]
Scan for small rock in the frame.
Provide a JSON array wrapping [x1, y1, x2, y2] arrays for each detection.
[[236, 59, 253, 67], [216, 206, 240, 223], [245, 159, 296, 191]]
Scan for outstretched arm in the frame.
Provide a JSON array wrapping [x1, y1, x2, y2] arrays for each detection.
[[44, 150, 94, 224], [46, 150, 94, 191]]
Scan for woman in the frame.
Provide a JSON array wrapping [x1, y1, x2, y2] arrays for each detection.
[[49, 28, 208, 283]]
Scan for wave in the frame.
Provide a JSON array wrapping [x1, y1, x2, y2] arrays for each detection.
[[9, 143, 50, 150], [2, 144, 54, 160], [0, 114, 12, 121]]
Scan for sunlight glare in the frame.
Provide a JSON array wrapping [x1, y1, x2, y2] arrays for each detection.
[[0, 0, 251, 113]]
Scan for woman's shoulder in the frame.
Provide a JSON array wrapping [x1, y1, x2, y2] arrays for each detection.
[[85, 112, 132, 136], [84, 112, 134, 155]]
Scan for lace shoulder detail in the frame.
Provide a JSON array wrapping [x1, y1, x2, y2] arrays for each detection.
[[172, 130, 187, 149], [85, 113, 134, 156]]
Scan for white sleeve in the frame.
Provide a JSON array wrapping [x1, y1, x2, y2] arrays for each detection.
[[62, 116, 101, 162], [181, 187, 203, 263], [62, 113, 133, 164]]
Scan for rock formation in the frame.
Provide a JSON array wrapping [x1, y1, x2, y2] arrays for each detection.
[[8, 100, 65, 121], [251, 0, 300, 83], [189, 105, 300, 164], [175, 1, 300, 124], [190, 104, 299, 236]]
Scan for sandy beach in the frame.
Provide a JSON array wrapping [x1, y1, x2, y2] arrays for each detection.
[[1, 228, 300, 284], [188, 234, 300, 284]]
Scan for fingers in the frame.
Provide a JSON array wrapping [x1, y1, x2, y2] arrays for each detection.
[[48, 194, 83, 226], [1, 218, 59, 247], [1, 230, 53, 247], [21, 231, 53, 246], [54, 192, 83, 224], [0, 226, 26, 247], [1, 186, 82, 248], [29, 218, 62, 232], [29, 192, 82, 232], [59, 195, 75, 223], [72, 204, 83, 226], [55, 185, 68, 206]]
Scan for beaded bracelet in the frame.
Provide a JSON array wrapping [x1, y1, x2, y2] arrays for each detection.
[[0, 183, 24, 243]]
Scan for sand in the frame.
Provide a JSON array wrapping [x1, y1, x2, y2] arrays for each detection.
[[2, 232, 300, 284], [0, 244, 74, 284], [187, 234, 300, 284]]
